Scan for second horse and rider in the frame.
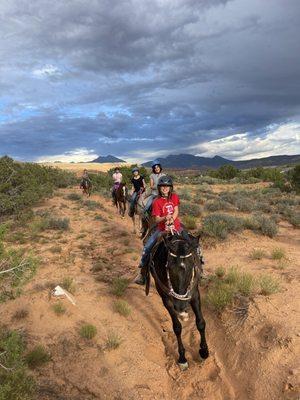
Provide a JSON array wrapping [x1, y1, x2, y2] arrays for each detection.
[[110, 160, 204, 286]]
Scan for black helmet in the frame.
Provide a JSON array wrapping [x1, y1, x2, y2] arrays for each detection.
[[157, 175, 173, 187]]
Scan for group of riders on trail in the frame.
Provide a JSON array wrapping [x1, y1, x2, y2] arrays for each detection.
[[80, 160, 203, 286], [80, 161, 208, 367]]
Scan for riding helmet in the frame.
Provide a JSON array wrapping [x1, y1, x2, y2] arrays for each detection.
[[132, 167, 139, 173], [157, 175, 173, 187], [151, 159, 161, 168]]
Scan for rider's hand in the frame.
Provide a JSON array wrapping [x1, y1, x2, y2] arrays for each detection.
[[166, 214, 173, 222]]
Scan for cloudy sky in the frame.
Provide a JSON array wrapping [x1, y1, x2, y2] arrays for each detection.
[[0, 0, 300, 163]]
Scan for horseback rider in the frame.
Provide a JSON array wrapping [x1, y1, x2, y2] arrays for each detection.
[[129, 167, 146, 217], [134, 175, 190, 285], [144, 159, 165, 216], [80, 169, 91, 188], [111, 167, 123, 202]]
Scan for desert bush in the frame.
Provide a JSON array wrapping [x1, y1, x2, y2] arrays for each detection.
[[80, 324, 97, 339], [182, 215, 197, 230], [0, 329, 36, 399], [25, 345, 50, 369], [47, 217, 70, 230], [83, 200, 100, 210], [111, 277, 129, 297], [202, 214, 244, 240], [113, 300, 131, 317], [259, 275, 280, 295], [205, 199, 232, 212], [180, 201, 202, 217], [244, 215, 278, 237], [215, 267, 226, 278], [289, 164, 300, 193], [176, 189, 192, 201], [0, 156, 76, 216], [66, 193, 81, 201]]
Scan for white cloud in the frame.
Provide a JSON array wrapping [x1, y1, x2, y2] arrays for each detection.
[[36, 147, 98, 162], [194, 123, 300, 160], [32, 64, 62, 78], [98, 136, 165, 144]]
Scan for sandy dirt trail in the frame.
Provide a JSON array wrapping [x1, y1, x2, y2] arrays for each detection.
[[1, 187, 299, 400]]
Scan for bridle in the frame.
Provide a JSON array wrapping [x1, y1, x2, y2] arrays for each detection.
[[150, 238, 197, 302]]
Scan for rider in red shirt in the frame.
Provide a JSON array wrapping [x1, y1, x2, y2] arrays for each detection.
[[134, 175, 187, 285]]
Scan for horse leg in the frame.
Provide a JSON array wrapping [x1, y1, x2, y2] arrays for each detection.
[[162, 296, 188, 369], [190, 289, 209, 360]]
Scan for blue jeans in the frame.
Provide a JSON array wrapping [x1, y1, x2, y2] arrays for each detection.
[[129, 192, 138, 215], [144, 194, 157, 213]]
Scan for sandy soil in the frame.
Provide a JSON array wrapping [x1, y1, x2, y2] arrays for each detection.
[[0, 185, 299, 400]]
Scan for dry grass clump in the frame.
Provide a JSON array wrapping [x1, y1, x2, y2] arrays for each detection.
[[259, 275, 280, 295], [80, 324, 97, 339], [271, 247, 286, 260], [13, 308, 29, 319], [105, 332, 122, 350], [111, 277, 129, 297], [25, 345, 51, 369], [52, 301, 66, 315], [249, 248, 266, 260], [60, 276, 76, 294], [113, 300, 131, 317]]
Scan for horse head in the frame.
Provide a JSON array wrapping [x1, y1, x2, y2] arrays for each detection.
[[163, 233, 200, 312]]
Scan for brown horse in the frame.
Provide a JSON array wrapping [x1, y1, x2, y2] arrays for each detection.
[[114, 183, 127, 218], [80, 179, 92, 197]]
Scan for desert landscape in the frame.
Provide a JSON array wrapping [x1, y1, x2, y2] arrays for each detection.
[[0, 160, 299, 400]]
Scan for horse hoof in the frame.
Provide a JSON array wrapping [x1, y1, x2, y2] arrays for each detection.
[[178, 311, 189, 322], [199, 348, 209, 359], [178, 362, 189, 371]]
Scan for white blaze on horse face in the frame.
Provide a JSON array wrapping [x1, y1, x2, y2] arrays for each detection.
[[122, 186, 126, 196]]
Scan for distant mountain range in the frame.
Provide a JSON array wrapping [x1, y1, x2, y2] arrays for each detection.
[[89, 155, 126, 163], [142, 154, 300, 169]]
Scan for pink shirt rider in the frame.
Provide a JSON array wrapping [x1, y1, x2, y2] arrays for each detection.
[[112, 172, 122, 184]]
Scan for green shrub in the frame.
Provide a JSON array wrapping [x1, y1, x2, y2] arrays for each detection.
[[202, 214, 244, 240], [25, 345, 50, 369], [177, 189, 192, 201], [182, 215, 197, 230], [206, 283, 235, 311], [113, 300, 131, 317], [244, 215, 277, 237], [0, 156, 76, 216], [180, 202, 202, 217], [111, 277, 129, 297], [205, 199, 232, 212], [83, 200, 100, 210], [80, 324, 97, 339], [259, 275, 280, 295], [0, 329, 36, 400]]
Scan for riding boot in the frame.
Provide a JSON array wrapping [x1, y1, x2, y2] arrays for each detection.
[[134, 265, 147, 285]]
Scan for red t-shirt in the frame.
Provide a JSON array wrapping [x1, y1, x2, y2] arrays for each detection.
[[152, 193, 181, 232]]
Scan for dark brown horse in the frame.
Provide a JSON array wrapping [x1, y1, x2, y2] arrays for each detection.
[[146, 232, 208, 369], [80, 179, 92, 197], [113, 183, 127, 218]]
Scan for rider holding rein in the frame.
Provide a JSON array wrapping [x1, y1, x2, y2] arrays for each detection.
[[135, 175, 183, 285], [129, 167, 146, 217], [111, 167, 123, 201]]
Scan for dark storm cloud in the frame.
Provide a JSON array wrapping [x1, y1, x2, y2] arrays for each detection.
[[0, 0, 300, 161]]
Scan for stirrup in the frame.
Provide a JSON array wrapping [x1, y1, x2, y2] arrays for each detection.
[[134, 273, 146, 285]]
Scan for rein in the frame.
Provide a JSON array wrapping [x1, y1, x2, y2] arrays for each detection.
[[150, 242, 197, 302]]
